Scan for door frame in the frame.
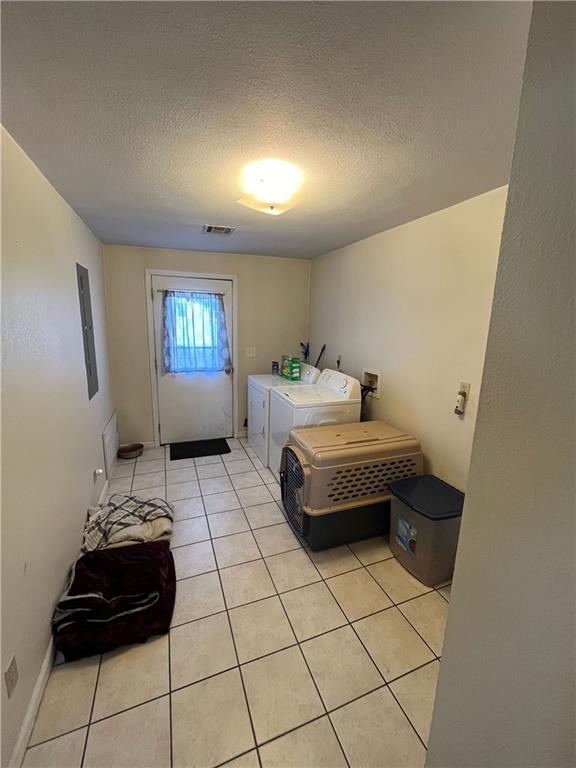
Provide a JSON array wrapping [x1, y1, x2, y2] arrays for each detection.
[[145, 268, 239, 447]]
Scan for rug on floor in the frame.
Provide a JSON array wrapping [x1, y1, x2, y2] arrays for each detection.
[[169, 438, 231, 460]]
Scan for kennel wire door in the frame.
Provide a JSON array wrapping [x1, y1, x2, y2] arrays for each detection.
[[281, 447, 307, 533]]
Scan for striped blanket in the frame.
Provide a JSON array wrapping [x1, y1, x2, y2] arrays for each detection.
[[82, 494, 173, 553], [52, 557, 160, 634]]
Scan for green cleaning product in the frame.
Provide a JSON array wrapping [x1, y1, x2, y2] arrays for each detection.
[[280, 355, 301, 381]]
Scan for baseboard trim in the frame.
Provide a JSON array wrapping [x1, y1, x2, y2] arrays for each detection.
[[8, 638, 54, 768], [146, 438, 246, 447], [119, 440, 156, 449], [142, 438, 249, 448]]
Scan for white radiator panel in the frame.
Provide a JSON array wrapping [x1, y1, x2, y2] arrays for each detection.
[[102, 412, 119, 479]]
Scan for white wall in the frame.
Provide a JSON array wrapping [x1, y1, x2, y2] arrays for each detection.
[[102, 246, 310, 444], [309, 187, 506, 490], [1, 129, 114, 765], [427, 3, 575, 766]]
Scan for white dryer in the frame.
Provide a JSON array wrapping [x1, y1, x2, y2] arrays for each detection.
[[247, 363, 320, 467], [268, 369, 362, 481]]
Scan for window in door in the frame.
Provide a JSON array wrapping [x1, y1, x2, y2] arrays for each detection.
[[162, 290, 231, 373]]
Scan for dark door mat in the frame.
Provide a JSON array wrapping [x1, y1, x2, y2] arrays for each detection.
[[169, 438, 231, 461]]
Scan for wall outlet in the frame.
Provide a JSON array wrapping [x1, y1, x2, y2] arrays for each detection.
[[245, 347, 256, 358], [4, 655, 18, 698]]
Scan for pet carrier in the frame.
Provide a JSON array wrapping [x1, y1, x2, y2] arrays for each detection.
[[280, 420, 423, 550]]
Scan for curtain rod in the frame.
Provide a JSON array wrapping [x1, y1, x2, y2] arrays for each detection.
[[156, 289, 225, 296]]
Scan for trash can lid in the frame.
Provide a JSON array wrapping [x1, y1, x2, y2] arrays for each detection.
[[389, 474, 464, 520]]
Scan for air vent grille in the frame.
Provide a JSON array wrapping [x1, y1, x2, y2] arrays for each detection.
[[203, 224, 236, 235]]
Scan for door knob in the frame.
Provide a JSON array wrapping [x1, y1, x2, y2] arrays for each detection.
[[224, 366, 233, 375]]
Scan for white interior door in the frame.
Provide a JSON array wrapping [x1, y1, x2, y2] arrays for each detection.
[[152, 274, 234, 444]]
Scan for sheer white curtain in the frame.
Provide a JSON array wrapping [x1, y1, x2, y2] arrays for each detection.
[[162, 291, 231, 373]]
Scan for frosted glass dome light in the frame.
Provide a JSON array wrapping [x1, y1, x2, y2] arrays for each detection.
[[241, 159, 303, 205]]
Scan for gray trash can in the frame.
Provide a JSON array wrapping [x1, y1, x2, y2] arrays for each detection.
[[389, 474, 464, 587]]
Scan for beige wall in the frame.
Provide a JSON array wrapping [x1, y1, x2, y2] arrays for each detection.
[[309, 187, 506, 490], [1, 129, 114, 764], [102, 246, 310, 444], [427, 4, 575, 766]]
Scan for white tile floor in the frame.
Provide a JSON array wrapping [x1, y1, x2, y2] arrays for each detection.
[[25, 438, 451, 768]]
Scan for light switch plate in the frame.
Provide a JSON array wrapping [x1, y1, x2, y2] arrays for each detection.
[[245, 347, 256, 358], [455, 382, 472, 416]]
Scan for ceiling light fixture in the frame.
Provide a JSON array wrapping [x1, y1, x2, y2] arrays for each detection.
[[237, 158, 303, 216]]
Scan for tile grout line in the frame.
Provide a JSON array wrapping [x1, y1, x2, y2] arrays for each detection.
[[172, 503, 285, 527], [27, 725, 88, 752], [214, 746, 261, 768], [172, 513, 302, 549], [204, 497, 262, 767], [383, 656, 439, 687], [167, 615, 439, 691], [79, 654, 102, 767], [387, 683, 429, 752], [225, 662, 433, 763], [294, 544, 442, 748], [365, 568, 443, 659], [88, 692, 170, 728], [255, 713, 329, 759], [435, 585, 451, 603], [351, 556, 442, 660], [171, 527, 445, 635], [36, 628, 437, 745], [297, 524, 443, 655], [28, 653, 441, 755], [245, 526, 352, 768], [267, 518, 440, 744], [168, 622, 174, 768], [174, 536, 303, 559], [158, 546, 440, 749], [310, 553, 442, 670], [286, 554, 433, 755]]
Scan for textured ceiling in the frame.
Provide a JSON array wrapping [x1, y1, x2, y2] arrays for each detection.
[[1, 1, 531, 259]]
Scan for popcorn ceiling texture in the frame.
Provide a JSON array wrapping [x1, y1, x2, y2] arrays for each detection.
[[2, 1, 530, 258]]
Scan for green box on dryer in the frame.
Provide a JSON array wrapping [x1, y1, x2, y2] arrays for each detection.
[[280, 355, 300, 381]]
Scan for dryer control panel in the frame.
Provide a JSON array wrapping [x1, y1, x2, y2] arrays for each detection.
[[317, 369, 361, 400]]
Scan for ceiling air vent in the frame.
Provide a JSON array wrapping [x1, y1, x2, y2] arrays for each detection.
[[203, 224, 236, 235]]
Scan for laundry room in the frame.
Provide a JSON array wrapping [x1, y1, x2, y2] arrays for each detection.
[[2, 3, 574, 768]]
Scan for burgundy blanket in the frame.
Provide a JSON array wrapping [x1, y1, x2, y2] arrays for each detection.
[[52, 540, 175, 661]]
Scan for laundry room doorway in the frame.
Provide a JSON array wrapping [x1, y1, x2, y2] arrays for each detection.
[[146, 270, 238, 445]]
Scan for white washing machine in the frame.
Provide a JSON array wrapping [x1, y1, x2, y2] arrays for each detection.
[[268, 369, 362, 481], [247, 363, 320, 467]]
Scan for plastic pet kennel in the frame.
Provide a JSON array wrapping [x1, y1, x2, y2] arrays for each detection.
[[280, 420, 423, 550]]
